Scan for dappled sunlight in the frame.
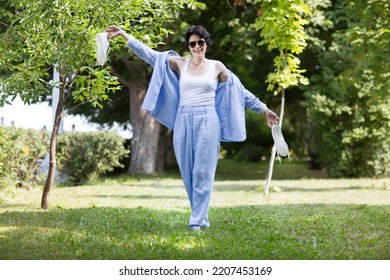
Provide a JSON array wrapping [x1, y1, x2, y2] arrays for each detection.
[[0, 202, 388, 259], [1, 177, 389, 213], [52, 183, 189, 211], [1, 173, 389, 259], [211, 178, 390, 207], [0, 226, 17, 237], [173, 236, 208, 251], [0, 206, 215, 259]]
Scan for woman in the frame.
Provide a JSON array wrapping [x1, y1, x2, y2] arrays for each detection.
[[106, 25, 279, 231]]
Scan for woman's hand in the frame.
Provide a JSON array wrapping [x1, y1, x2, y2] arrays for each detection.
[[106, 25, 129, 40], [264, 108, 279, 127]]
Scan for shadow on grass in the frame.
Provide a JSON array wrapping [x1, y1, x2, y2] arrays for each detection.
[[0, 204, 389, 260], [270, 185, 388, 193], [148, 160, 328, 182], [91, 194, 185, 200]]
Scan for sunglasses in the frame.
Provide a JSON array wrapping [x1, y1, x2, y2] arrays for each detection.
[[188, 39, 206, 48]]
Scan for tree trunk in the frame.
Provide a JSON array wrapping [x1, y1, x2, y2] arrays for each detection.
[[264, 88, 286, 195], [127, 78, 163, 174], [158, 128, 176, 170], [128, 94, 162, 174], [41, 88, 65, 209], [41, 65, 70, 209], [112, 61, 171, 174], [41, 115, 61, 209], [264, 51, 287, 195]]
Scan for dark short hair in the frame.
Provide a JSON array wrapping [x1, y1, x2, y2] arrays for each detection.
[[185, 25, 213, 47]]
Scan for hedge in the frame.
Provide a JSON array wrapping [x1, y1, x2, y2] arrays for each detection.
[[0, 127, 130, 191]]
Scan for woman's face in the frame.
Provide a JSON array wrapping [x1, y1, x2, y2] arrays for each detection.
[[188, 34, 207, 58]]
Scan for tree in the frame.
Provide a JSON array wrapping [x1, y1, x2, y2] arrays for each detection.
[[304, 0, 390, 177], [253, 0, 310, 194], [0, 0, 195, 209]]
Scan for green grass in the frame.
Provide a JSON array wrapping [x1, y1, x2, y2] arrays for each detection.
[[215, 159, 327, 180], [0, 159, 389, 260]]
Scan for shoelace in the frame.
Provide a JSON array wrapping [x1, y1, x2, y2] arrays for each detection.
[[271, 124, 290, 163]]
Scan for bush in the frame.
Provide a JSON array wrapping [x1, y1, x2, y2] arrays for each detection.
[[304, 46, 390, 177], [57, 131, 130, 184], [222, 110, 274, 159], [303, 1, 390, 177], [234, 144, 266, 162], [0, 126, 49, 190]]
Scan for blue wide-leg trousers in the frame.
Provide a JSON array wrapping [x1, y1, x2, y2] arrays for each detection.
[[173, 105, 220, 229]]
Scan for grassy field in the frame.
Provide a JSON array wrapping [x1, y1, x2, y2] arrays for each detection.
[[0, 160, 389, 260]]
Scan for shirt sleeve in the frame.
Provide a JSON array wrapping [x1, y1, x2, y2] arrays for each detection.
[[244, 88, 267, 114], [126, 36, 160, 67]]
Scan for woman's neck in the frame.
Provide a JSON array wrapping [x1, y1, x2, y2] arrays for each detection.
[[190, 57, 207, 66]]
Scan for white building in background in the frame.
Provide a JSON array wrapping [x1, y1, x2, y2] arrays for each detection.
[[0, 96, 132, 139], [0, 96, 96, 132], [1, 67, 132, 138]]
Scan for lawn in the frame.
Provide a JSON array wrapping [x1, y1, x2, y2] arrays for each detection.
[[0, 160, 389, 260]]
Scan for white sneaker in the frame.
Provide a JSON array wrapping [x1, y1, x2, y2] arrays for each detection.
[[96, 32, 109, 66], [271, 124, 290, 161]]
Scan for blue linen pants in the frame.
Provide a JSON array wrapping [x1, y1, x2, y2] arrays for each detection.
[[173, 105, 221, 229]]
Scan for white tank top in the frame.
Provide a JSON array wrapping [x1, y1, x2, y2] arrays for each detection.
[[179, 59, 218, 106]]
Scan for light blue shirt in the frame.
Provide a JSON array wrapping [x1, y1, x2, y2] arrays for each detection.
[[127, 37, 267, 142]]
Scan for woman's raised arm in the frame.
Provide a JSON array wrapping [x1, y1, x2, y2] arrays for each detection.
[[106, 25, 160, 67]]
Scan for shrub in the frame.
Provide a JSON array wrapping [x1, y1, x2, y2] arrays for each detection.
[[234, 144, 267, 162], [222, 110, 274, 160], [304, 49, 390, 177], [0, 126, 49, 190], [57, 131, 130, 184], [303, 1, 390, 177]]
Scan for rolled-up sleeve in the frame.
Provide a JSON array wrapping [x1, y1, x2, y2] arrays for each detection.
[[244, 88, 267, 114], [126, 36, 160, 67]]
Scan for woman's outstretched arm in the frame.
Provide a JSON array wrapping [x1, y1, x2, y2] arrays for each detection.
[[106, 25, 160, 66]]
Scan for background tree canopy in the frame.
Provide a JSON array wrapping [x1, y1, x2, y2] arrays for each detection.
[[304, 0, 390, 177]]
